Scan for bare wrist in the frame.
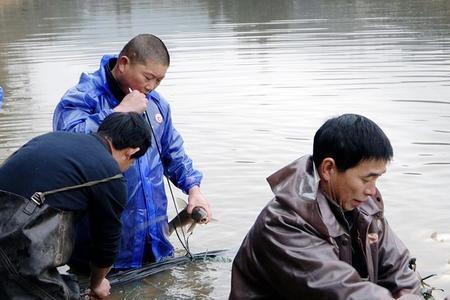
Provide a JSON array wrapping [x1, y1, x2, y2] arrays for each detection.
[[188, 185, 200, 195]]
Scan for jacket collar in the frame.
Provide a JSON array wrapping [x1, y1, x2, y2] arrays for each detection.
[[317, 191, 348, 238], [104, 57, 126, 102]]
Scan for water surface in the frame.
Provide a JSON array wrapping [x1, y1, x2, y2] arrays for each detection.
[[1, 0, 449, 298]]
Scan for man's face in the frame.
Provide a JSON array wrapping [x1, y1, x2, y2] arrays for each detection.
[[118, 157, 135, 173], [327, 159, 387, 211], [114, 148, 139, 173], [120, 58, 168, 95]]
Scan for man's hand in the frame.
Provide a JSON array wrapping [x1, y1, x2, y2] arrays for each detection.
[[89, 278, 111, 299], [89, 265, 112, 299], [114, 90, 148, 113], [187, 186, 212, 223]]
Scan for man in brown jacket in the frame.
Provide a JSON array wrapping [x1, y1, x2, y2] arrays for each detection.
[[230, 114, 423, 300]]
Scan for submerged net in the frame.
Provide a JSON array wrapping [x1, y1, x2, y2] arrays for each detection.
[[79, 249, 231, 290]]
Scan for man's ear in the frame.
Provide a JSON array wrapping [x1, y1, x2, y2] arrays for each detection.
[[117, 56, 131, 73], [319, 157, 336, 182], [125, 147, 140, 159]]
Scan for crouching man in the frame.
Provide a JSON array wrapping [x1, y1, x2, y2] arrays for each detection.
[[0, 112, 151, 299], [230, 114, 422, 300]]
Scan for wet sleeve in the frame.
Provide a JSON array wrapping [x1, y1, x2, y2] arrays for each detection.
[[376, 218, 422, 296], [53, 76, 114, 133], [88, 178, 127, 268], [232, 209, 412, 300], [159, 103, 203, 194]]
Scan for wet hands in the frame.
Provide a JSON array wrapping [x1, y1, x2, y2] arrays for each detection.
[[187, 186, 212, 223], [114, 90, 148, 113], [89, 278, 111, 299]]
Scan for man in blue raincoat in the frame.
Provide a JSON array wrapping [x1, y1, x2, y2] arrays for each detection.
[[53, 34, 212, 269]]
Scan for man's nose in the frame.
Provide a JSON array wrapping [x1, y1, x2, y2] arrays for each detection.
[[364, 183, 377, 196], [146, 80, 159, 92]]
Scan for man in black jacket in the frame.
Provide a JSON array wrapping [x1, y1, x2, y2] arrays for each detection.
[[0, 112, 151, 299]]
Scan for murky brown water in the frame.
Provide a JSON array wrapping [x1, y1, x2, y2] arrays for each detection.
[[1, 0, 450, 299]]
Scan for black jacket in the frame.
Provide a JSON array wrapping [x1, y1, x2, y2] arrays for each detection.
[[0, 131, 126, 267]]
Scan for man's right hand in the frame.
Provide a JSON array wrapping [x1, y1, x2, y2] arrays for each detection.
[[89, 278, 111, 299], [89, 265, 112, 299], [114, 90, 148, 113]]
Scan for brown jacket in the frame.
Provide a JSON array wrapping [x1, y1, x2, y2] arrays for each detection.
[[230, 155, 422, 300]]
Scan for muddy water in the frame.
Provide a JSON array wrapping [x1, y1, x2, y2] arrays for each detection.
[[1, 0, 449, 299]]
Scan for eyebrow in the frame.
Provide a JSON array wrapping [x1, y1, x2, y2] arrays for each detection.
[[143, 72, 164, 80], [363, 170, 386, 178]]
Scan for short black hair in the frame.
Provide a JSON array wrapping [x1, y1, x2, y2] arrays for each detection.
[[98, 112, 151, 159], [313, 114, 393, 172], [119, 34, 170, 66]]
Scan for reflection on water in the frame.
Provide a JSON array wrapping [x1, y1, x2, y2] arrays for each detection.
[[1, 0, 450, 298]]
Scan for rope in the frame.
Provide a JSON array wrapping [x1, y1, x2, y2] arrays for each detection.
[[30, 174, 123, 205], [143, 109, 193, 258]]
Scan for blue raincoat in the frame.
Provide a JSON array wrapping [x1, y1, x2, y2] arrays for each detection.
[[53, 55, 202, 268]]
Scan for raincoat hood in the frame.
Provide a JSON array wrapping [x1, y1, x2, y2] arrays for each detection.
[[267, 155, 384, 239]]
